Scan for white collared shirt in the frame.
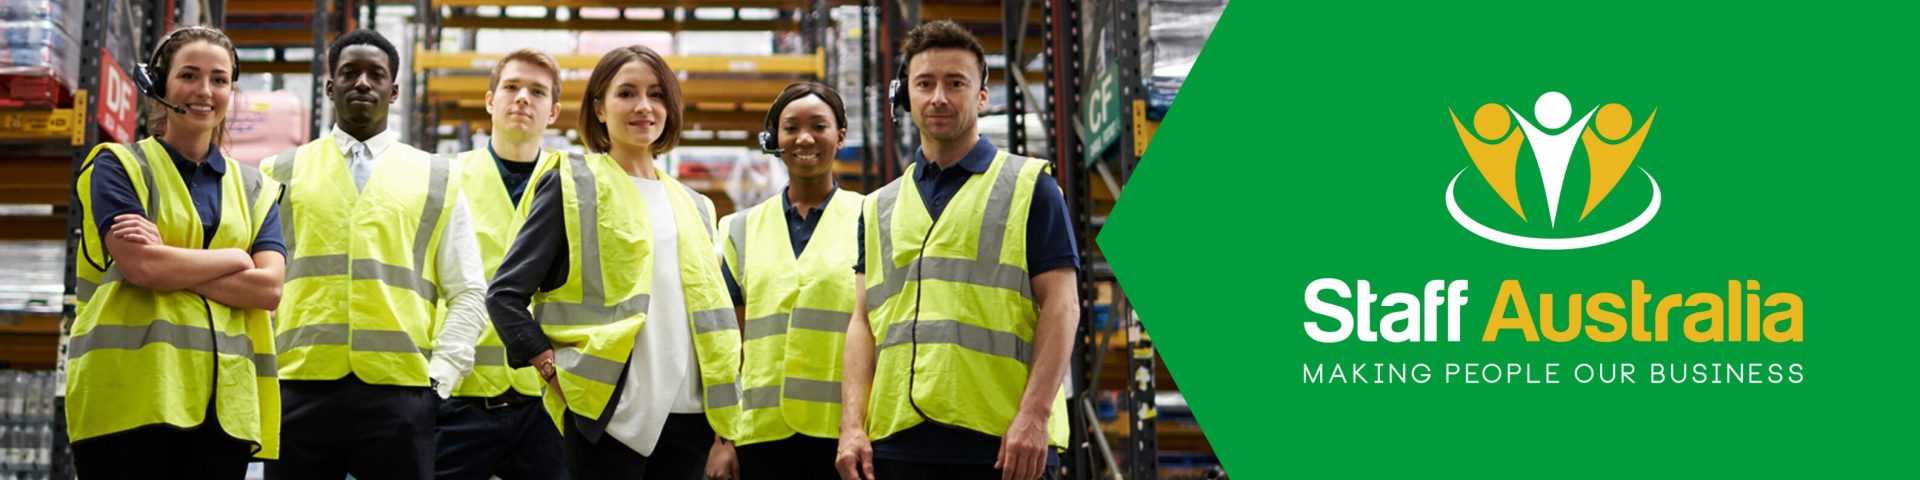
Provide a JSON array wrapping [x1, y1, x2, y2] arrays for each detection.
[[328, 125, 487, 398]]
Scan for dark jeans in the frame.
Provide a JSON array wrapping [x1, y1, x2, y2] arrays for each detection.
[[267, 376, 438, 480], [563, 412, 714, 480], [873, 458, 1061, 480], [736, 435, 838, 480], [71, 406, 253, 480], [435, 395, 568, 480]]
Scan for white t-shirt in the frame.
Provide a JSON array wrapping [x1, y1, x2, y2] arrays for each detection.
[[605, 175, 707, 456]]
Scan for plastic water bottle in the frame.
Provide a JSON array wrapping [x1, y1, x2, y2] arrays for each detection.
[[33, 424, 50, 477], [0, 424, 14, 478], [0, 372, 14, 423], [6, 371, 25, 421], [35, 372, 52, 424]]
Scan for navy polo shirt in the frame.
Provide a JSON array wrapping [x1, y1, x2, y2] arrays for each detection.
[[89, 139, 285, 255], [854, 135, 1079, 276], [487, 141, 540, 204], [854, 135, 1077, 465], [721, 185, 840, 306]]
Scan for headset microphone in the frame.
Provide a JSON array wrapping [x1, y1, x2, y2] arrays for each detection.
[[132, 63, 188, 114]]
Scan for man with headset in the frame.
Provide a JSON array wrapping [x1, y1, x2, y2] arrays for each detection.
[[835, 19, 1081, 480]]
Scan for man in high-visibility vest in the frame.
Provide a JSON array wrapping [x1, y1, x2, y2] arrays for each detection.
[[261, 29, 490, 480], [836, 20, 1082, 480], [433, 48, 568, 480]]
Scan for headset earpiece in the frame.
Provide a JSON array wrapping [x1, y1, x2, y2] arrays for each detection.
[[889, 60, 910, 115], [758, 130, 782, 155]]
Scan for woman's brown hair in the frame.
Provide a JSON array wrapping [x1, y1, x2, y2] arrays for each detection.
[[579, 45, 682, 155], [143, 26, 240, 150]]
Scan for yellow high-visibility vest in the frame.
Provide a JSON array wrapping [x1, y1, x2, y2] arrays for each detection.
[[862, 151, 1068, 448], [69, 137, 283, 459], [260, 137, 462, 387], [720, 188, 863, 444], [448, 148, 560, 398], [532, 152, 742, 440]]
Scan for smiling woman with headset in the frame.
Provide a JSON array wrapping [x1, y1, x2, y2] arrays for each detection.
[[68, 25, 287, 479], [702, 82, 862, 480]]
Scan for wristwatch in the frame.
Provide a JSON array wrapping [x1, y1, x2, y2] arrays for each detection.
[[539, 358, 558, 380]]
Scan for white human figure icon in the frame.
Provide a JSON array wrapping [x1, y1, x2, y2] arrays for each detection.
[[1508, 91, 1595, 227]]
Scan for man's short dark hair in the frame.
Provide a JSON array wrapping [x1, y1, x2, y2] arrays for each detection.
[[901, 20, 988, 86], [328, 29, 399, 76]]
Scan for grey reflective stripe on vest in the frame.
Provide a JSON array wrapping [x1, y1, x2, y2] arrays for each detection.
[[70, 319, 256, 362], [266, 149, 298, 184], [276, 152, 447, 303], [679, 182, 713, 234], [275, 323, 426, 357], [276, 323, 348, 351], [784, 378, 841, 404], [534, 293, 650, 326], [254, 353, 279, 377], [473, 345, 507, 366], [353, 258, 438, 302], [125, 143, 161, 225], [283, 254, 439, 302], [741, 385, 780, 409], [742, 378, 842, 410], [267, 149, 298, 256], [535, 154, 662, 327], [413, 154, 453, 292], [791, 308, 851, 333], [865, 157, 1035, 312], [554, 346, 625, 384], [728, 212, 749, 288], [707, 382, 740, 408], [238, 165, 266, 217], [878, 319, 1033, 367], [76, 267, 124, 304], [743, 308, 849, 341], [693, 308, 739, 334], [286, 254, 349, 278], [570, 153, 606, 308], [743, 314, 787, 341], [352, 330, 424, 354], [866, 182, 903, 313]]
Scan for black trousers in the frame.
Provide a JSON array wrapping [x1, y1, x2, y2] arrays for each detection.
[[435, 395, 568, 480], [71, 406, 253, 480], [267, 376, 438, 480], [736, 435, 838, 480], [563, 411, 713, 480], [873, 458, 1061, 480]]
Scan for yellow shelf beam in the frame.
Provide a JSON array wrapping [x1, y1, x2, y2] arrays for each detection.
[[431, 0, 835, 7], [439, 15, 793, 32], [424, 76, 793, 105], [415, 49, 825, 78], [432, 103, 767, 132], [226, 0, 317, 16], [227, 28, 316, 46], [0, 90, 87, 145], [922, 3, 1042, 23], [240, 60, 317, 74], [1133, 99, 1159, 158]]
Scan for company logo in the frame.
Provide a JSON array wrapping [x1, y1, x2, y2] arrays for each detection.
[[1446, 91, 1659, 250]]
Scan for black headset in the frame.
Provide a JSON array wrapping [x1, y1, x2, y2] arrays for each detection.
[[134, 25, 237, 115], [887, 51, 990, 116], [757, 110, 783, 155]]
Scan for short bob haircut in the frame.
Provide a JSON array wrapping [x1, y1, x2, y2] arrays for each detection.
[[579, 45, 682, 155]]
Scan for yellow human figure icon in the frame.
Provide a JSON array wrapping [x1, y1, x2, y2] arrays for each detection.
[[1579, 103, 1656, 221], [1451, 103, 1527, 221]]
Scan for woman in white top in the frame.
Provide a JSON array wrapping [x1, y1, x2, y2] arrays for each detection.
[[486, 45, 740, 479]]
